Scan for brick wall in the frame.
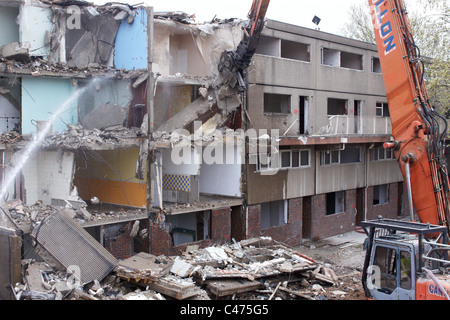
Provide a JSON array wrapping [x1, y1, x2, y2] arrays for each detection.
[[247, 204, 261, 239], [150, 207, 233, 256], [246, 199, 303, 246], [311, 190, 357, 240], [150, 220, 173, 256], [104, 222, 134, 260], [211, 208, 231, 243]]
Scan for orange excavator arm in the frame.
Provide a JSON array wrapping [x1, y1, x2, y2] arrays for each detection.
[[369, 0, 450, 232], [217, 0, 270, 91]]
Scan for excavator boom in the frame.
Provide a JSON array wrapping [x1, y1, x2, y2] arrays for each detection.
[[217, 0, 270, 91], [369, 0, 450, 232]]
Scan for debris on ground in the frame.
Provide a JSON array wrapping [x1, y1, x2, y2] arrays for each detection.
[[4, 200, 364, 300], [11, 233, 360, 300]]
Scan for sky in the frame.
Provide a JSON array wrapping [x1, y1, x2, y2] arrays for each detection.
[[92, 0, 362, 35]]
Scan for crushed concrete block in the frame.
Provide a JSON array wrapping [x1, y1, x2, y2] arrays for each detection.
[[170, 257, 195, 278], [0, 42, 30, 61]]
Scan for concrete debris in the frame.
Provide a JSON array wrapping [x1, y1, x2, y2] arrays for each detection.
[[114, 237, 340, 300], [80, 104, 128, 130], [5, 199, 147, 232], [42, 124, 143, 150], [0, 42, 30, 62], [0, 131, 21, 144], [11, 233, 352, 300]]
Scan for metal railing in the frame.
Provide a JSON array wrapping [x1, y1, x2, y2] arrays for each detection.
[[312, 115, 392, 136]]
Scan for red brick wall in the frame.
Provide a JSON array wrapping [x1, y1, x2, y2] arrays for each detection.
[[246, 199, 303, 246], [104, 222, 134, 260], [247, 204, 261, 239], [211, 208, 232, 243], [149, 207, 233, 256], [311, 190, 357, 240], [150, 220, 173, 256]]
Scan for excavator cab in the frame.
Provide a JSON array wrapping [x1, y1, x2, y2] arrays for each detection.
[[361, 218, 449, 300], [365, 237, 416, 299]]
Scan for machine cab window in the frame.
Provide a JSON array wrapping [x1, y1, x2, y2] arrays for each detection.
[[368, 243, 414, 299]]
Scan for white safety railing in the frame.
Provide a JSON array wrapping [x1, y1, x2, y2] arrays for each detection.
[[312, 115, 392, 136]]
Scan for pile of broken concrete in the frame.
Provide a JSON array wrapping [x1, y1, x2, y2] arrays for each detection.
[[42, 124, 143, 150], [13, 235, 344, 300]]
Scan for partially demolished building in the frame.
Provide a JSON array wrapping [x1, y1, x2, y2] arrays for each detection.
[[0, 0, 405, 298]]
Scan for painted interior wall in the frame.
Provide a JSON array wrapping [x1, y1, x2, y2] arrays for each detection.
[[198, 144, 242, 197], [114, 8, 148, 70], [18, 4, 53, 58], [161, 147, 201, 176], [74, 148, 147, 208], [0, 7, 19, 46], [153, 84, 193, 130], [13, 150, 75, 205], [21, 77, 77, 134]]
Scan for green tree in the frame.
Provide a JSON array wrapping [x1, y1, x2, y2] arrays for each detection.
[[341, 0, 449, 114]]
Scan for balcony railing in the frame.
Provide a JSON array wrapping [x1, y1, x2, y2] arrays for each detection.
[[312, 115, 392, 137]]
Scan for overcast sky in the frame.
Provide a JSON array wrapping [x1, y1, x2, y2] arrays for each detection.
[[92, 0, 362, 35]]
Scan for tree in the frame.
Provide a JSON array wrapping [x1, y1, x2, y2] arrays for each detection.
[[341, 0, 450, 114]]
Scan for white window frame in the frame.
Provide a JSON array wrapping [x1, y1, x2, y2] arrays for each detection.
[[370, 147, 395, 162], [257, 149, 311, 172], [320, 147, 361, 166]]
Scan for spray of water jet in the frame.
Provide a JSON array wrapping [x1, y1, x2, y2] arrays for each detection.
[[0, 77, 106, 226]]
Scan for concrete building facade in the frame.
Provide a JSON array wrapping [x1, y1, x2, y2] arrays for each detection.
[[244, 20, 404, 243]]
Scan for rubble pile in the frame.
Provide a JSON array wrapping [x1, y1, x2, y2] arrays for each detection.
[[4, 200, 363, 300], [5, 199, 147, 232], [42, 124, 144, 150], [12, 234, 351, 301], [0, 131, 21, 144]]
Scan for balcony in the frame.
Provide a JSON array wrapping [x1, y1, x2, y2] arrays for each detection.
[[313, 115, 392, 137]]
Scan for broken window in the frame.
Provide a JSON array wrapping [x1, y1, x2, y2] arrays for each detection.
[[327, 98, 348, 116], [326, 191, 345, 215], [256, 152, 279, 172], [264, 93, 291, 114], [299, 96, 309, 134], [261, 200, 287, 229], [281, 151, 291, 168], [256, 37, 311, 63], [322, 48, 363, 70], [255, 35, 280, 57], [320, 146, 361, 166], [340, 51, 363, 70], [372, 57, 382, 73], [340, 146, 361, 164], [376, 102, 390, 117], [281, 40, 310, 62], [373, 184, 389, 205], [322, 48, 340, 67]]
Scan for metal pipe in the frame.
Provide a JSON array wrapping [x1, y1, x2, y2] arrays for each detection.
[[423, 268, 450, 300], [405, 162, 415, 221]]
